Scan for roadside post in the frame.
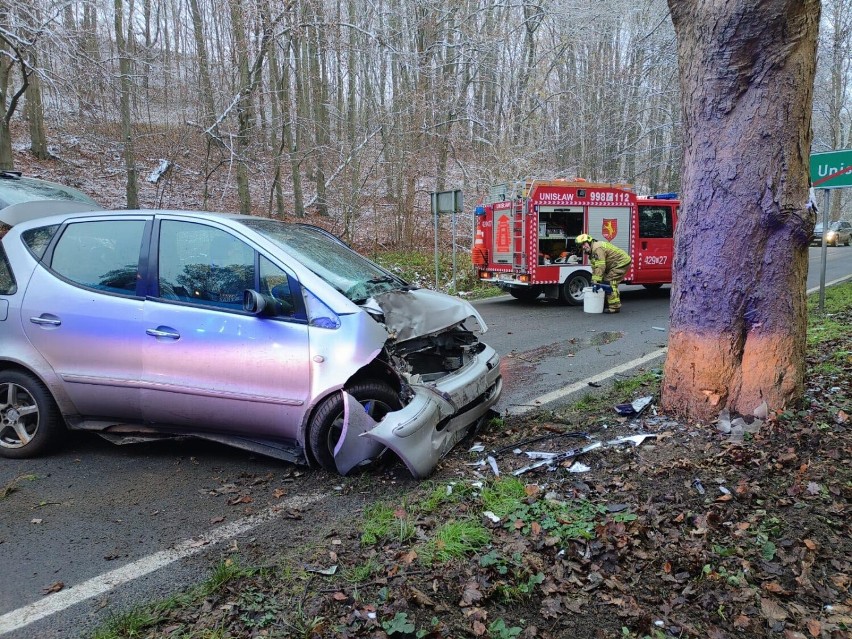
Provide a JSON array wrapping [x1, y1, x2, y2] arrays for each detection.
[[809, 149, 852, 312], [430, 189, 463, 292]]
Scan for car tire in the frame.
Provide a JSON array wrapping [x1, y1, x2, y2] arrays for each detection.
[[0, 371, 63, 459], [642, 283, 664, 290], [308, 381, 402, 473], [560, 272, 591, 305], [509, 286, 541, 302]]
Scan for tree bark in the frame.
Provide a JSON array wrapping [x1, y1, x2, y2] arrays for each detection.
[[115, 0, 139, 208], [25, 57, 48, 160], [662, 0, 820, 419], [228, 0, 252, 215]]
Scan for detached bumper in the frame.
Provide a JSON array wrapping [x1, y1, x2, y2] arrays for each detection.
[[335, 345, 502, 478]]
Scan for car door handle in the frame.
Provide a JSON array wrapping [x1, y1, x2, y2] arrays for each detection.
[[30, 315, 61, 327], [146, 326, 181, 340]]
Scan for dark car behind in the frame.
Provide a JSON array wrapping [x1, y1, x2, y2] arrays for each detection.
[[811, 220, 852, 247]]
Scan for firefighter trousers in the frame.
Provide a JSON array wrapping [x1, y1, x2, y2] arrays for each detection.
[[603, 260, 630, 309]]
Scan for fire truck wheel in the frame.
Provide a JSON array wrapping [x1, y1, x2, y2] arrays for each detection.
[[642, 284, 664, 290], [509, 286, 541, 301], [560, 272, 590, 306]]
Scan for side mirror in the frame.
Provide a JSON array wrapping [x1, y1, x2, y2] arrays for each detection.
[[243, 289, 293, 317]]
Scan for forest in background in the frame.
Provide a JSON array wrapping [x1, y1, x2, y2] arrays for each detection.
[[1, 0, 850, 248]]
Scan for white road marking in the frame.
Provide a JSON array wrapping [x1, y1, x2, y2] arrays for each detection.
[[507, 273, 852, 415], [507, 348, 668, 415], [808, 273, 852, 294], [0, 492, 325, 636]]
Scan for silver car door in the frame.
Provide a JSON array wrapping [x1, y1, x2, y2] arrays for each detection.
[[141, 219, 311, 438], [21, 217, 149, 419]]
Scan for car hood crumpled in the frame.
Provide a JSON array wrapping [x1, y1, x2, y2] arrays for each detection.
[[371, 288, 487, 341]]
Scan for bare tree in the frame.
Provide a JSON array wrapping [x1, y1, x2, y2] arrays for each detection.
[[0, 4, 31, 170], [115, 0, 139, 207], [662, 0, 820, 419]]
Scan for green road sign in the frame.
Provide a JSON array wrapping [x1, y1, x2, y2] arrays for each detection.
[[810, 149, 852, 189]]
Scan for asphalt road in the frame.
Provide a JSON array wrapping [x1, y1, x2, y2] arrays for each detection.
[[0, 247, 850, 638]]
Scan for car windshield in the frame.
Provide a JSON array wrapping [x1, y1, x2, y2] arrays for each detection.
[[0, 177, 99, 207], [243, 219, 410, 302]]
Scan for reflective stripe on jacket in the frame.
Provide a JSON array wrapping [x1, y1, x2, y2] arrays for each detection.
[[590, 241, 631, 281]]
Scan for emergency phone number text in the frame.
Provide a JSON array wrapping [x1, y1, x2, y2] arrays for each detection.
[[589, 191, 631, 203]]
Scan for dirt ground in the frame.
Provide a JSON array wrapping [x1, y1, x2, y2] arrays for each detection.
[[122, 303, 851, 639]]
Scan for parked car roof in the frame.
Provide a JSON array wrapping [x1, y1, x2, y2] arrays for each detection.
[[0, 171, 100, 211]]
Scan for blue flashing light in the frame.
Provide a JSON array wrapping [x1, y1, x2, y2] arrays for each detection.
[[474, 205, 486, 215], [652, 192, 678, 200]]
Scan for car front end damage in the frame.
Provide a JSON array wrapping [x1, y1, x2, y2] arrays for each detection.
[[333, 289, 502, 478]]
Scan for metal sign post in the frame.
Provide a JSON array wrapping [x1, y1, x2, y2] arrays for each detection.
[[809, 149, 852, 313], [819, 189, 829, 312], [430, 190, 463, 291]]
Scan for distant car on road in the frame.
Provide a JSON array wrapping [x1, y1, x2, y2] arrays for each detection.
[[0, 171, 99, 211], [811, 220, 852, 247], [0, 204, 501, 478]]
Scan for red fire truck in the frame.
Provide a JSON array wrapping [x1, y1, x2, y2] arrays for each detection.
[[471, 178, 679, 303]]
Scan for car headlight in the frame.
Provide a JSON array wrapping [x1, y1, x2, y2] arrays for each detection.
[[827, 231, 837, 240]]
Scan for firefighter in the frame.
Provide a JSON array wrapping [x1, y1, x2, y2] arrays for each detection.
[[575, 233, 631, 313]]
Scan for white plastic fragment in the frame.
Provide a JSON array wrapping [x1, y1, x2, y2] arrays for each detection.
[[486, 455, 500, 476], [524, 451, 558, 459], [716, 409, 732, 434], [568, 462, 591, 473], [483, 511, 501, 523], [468, 443, 485, 453], [147, 158, 171, 183]]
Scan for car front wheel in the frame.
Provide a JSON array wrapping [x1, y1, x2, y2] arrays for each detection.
[[0, 371, 63, 459], [308, 381, 402, 473]]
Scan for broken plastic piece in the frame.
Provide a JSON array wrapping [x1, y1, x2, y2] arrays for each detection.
[[692, 479, 705, 495], [486, 455, 500, 476], [614, 396, 654, 416], [605, 433, 656, 447]]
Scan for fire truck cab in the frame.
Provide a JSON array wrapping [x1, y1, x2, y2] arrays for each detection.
[[472, 179, 679, 304]]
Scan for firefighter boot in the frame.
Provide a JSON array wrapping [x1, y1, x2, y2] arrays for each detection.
[[604, 283, 621, 313]]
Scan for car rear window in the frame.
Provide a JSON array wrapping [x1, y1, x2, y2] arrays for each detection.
[[0, 244, 16, 295], [22, 225, 60, 259]]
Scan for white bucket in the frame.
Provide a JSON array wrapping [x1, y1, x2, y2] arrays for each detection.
[[582, 286, 605, 314]]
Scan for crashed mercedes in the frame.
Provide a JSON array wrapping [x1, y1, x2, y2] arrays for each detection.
[[0, 203, 501, 477]]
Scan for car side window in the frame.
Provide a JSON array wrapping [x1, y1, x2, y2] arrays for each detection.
[[259, 255, 298, 317], [157, 220, 256, 311], [0, 244, 16, 295], [638, 206, 673, 239], [21, 224, 60, 260], [50, 220, 145, 294]]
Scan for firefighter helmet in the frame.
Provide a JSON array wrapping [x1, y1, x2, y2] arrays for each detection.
[[575, 233, 594, 245]]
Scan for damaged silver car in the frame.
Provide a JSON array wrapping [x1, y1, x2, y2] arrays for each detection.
[[0, 204, 501, 477]]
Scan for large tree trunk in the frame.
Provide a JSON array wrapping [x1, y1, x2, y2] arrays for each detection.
[[25, 59, 48, 160], [115, 0, 139, 208], [229, 0, 252, 215], [662, 0, 820, 419]]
